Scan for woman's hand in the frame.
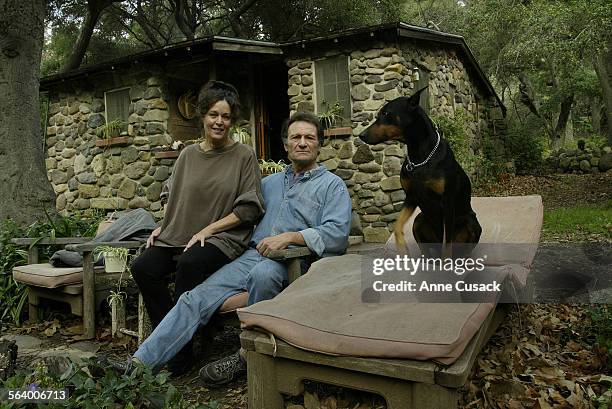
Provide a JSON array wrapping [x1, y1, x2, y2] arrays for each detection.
[[146, 227, 161, 248], [184, 227, 214, 251]]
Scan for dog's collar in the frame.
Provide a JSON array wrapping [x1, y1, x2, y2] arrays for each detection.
[[404, 128, 441, 172]]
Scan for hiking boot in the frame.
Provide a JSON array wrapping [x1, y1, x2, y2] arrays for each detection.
[[198, 351, 246, 385], [93, 355, 144, 377]]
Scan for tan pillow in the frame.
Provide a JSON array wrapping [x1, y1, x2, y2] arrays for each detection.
[[13, 264, 99, 288]]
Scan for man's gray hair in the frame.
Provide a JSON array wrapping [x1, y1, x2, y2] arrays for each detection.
[[281, 111, 323, 144]]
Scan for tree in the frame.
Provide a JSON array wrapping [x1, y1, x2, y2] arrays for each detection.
[[0, 0, 56, 224]]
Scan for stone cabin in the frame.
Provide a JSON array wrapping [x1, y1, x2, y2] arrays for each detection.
[[40, 22, 505, 243]]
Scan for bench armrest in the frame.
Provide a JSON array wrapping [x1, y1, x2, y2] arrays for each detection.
[[267, 246, 313, 283], [267, 247, 312, 261], [65, 241, 143, 252], [11, 237, 92, 246]]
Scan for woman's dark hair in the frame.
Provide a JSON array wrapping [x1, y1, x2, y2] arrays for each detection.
[[196, 80, 241, 121], [281, 111, 323, 144]]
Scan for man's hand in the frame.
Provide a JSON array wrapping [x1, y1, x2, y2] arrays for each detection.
[[146, 227, 161, 248], [184, 227, 214, 251], [256, 232, 302, 257]]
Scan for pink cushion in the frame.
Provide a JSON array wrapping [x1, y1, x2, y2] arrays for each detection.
[[219, 292, 248, 313]]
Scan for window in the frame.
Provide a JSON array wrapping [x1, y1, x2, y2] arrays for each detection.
[[104, 88, 130, 130], [315, 56, 350, 120]]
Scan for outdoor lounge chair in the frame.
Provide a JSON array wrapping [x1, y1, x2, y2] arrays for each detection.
[[238, 195, 543, 409]]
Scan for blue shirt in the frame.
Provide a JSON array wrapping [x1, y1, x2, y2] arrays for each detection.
[[250, 165, 352, 257]]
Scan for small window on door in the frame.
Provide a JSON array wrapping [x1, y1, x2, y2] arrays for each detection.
[[315, 55, 350, 120]]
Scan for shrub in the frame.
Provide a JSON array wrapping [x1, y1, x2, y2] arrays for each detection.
[[505, 118, 547, 174]]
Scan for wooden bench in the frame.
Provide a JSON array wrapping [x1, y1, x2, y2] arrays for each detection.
[[240, 305, 508, 409], [11, 238, 141, 339]]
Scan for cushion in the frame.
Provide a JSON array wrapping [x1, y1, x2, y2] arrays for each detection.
[[239, 255, 529, 364], [387, 196, 543, 270], [13, 264, 102, 289], [219, 292, 248, 313]]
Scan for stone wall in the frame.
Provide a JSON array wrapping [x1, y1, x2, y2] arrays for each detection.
[[547, 146, 612, 174], [45, 70, 174, 218], [287, 42, 501, 242]]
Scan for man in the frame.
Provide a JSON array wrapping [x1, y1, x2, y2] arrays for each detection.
[[114, 111, 352, 384]]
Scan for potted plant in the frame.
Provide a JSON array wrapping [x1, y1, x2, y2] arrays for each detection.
[[95, 119, 129, 147], [318, 101, 352, 138], [259, 159, 286, 177], [94, 246, 129, 273]]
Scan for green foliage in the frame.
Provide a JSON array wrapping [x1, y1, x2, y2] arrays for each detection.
[[542, 201, 612, 240], [0, 358, 217, 408], [431, 110, 502, 186], [96, 119, 126, 139], [259, 159, 286, 175], [317, 101, 344, 129], [0, 211, 105, 326], [504, 118, 547, 174], [588, 305, 612, 365]]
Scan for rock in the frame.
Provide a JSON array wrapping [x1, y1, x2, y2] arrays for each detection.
[[318, 146, 337, 162], [383, 156, 402, 176], [351, 75, 364, 84], [106, 156, 122, 174], [90, 197, 128, 209], [153, 166, 169, 181], [380, 175, 401, 191], [45, 157, 57, 170], [110, 174, 124, 189], [384, 144, 404, 157], [50, 170, 68, 184], [146, 122, 165, 135], [124, 161, 150, 179], [374, 80, 398, 92], [364, 49, 382, 59], [579, 159, 591, 172], [352, 144, 374, 164], [351, 84, 371, 101], [390, 190, 405, 202], [358, 190, 374, 198], [128, 196, 150, 209], [78, 184, 99, 199], [301, 75, 313, 86], [288, 84, 300, 96], [365, 75, 382, 84], [337, 142, 353, 159], [87, 113, 105, 129], [334, 169, 354, 180], [62, 148, 76, 158], [374, 191, 390, 206], [363, 226, 390, 243], [56, 194, 67, 210], [359, 162, 382, 173], [91, 155, 106, 176], [76, 172, 97, 184], [364, 99, 385, 111], [599, 152, 612, 172], [91, 99, 104, 113], [383, 71, 403, 81], [74, 198, 90, 209], [146, 182, 162, 201], [365, 67, 384, 75], [143, 109, 169, 122], [296, 101, 314, 112], [118, 179, 137, 199], [121, 146, 139, 164], [322, 158, 338, 171]]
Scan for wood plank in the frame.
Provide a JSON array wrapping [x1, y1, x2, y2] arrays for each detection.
[[11, 237, 91, 246], [65, 240, 142, 252], [240, 331, 436, 384], [212, 42, 282, 55], [82, 251, 96, 339]]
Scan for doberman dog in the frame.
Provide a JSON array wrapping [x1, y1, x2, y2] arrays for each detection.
[[360, 87, 482, 257]]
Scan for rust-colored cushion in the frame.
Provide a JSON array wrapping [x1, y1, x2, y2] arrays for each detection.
[[12, 264, 102, 288], [219, 292, 248, 313]]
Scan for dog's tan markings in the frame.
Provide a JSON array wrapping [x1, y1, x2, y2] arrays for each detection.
[[400, 176, 411, 191], [424, 177, 445, 195], [394, 206, 414, 254], [369, 124, 402, 142]]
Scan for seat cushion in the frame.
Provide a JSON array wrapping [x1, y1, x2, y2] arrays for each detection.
[[239, 255, 524, 364], [13, 264, 93, 288], [219, 292, 248, 313], [387, 195, 543, 269]]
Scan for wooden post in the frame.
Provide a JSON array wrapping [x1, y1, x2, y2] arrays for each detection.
[[247, 351, 284, 409], [82, 251, 96, 339], [27, 246, 38, 264], [111, 297, 126, 338]]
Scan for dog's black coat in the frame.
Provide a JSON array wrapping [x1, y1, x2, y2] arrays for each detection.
[[359, 88, 482, 256]]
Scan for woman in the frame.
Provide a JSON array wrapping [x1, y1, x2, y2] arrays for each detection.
[[131, 80, 263, 374]]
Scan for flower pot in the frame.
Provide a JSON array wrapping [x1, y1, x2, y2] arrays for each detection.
[[104, 253, 127, 273]]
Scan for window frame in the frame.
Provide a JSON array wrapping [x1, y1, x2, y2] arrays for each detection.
[[103, 86, 131, 130], [314, 55, 351, 122]]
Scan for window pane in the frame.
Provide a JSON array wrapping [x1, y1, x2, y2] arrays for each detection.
[[105, 89, 130, 127], [315, 56, 350, 117]]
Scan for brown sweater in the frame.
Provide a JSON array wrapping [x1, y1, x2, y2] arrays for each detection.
[[155, 142, 264, 259]]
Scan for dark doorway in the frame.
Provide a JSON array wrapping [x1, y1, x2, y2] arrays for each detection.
[[255, 61, 289, 162]]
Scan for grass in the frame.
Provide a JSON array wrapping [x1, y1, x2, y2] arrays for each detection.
[[542, 201, 612, 241]]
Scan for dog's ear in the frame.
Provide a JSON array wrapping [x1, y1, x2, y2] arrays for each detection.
[[408, 86, 428, 108]]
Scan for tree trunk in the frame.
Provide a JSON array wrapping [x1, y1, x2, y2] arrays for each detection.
[[591, 96, 602, 135], [594, 47, 612, 146], [0, 0, 56, 224], [552, 94, 574, 149]]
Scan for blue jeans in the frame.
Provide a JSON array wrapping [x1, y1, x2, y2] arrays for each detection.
[[133, 249, 287, 370]]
